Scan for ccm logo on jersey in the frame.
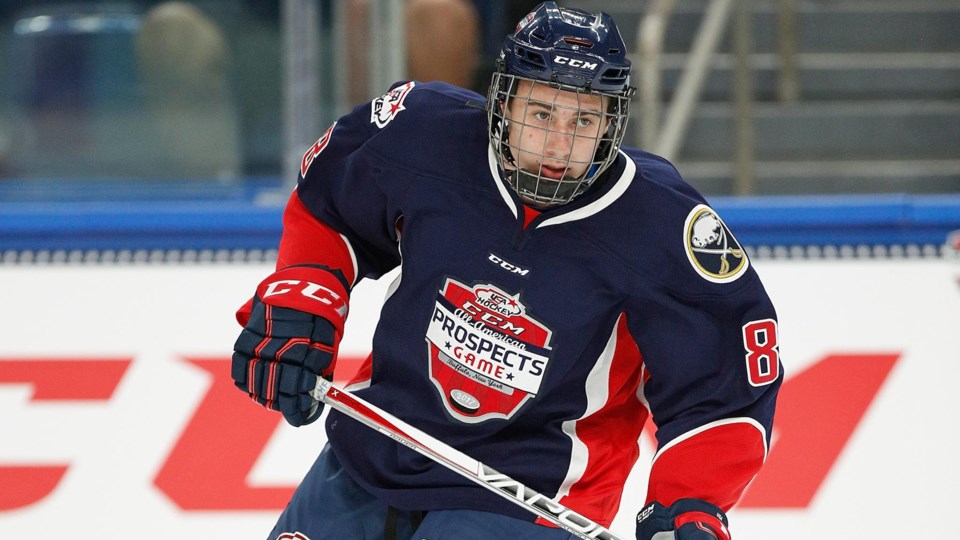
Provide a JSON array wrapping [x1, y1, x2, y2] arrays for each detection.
[[371, 81, 415, 128], [262, 279, 348, 317], [554, 55, 598, 70], [488, 253, 529, 276], [683, 204, 749, 283]]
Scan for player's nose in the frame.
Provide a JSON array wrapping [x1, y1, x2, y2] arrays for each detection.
[[544, 124, 574, 157]]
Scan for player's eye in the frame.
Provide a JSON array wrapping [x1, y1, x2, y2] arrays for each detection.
[[532, 111, 551, 122], [576, 116, 594, 128]]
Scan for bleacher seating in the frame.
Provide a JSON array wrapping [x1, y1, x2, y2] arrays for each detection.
[[577, 0, 960, 195]]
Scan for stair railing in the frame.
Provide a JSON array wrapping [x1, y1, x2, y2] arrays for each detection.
[[639, 0, 735, 163], [641, 0, 805, 195]]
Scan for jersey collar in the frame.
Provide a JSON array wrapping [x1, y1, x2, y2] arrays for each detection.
[[486, 144, 635, 228]]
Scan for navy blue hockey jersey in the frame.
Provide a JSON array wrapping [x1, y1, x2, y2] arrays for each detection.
[[283, 81, 781, 525]]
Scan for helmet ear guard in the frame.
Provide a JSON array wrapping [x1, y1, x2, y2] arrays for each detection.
[[487, 2, 635, 208]]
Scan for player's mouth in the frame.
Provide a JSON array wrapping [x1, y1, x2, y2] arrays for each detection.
[[538, 164, 568, 180]]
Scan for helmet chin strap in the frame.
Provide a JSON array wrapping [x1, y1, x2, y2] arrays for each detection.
[[510, 168, 583, 208]]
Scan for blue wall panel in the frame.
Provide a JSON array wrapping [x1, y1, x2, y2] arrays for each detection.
[[2, 187, 958, 253]]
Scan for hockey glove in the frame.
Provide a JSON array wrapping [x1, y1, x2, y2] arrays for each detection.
[[636, 499, 731, 540], [231, 265, 349, 427]]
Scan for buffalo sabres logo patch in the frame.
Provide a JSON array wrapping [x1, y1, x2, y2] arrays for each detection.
[[371, 81, 415, 128], [683, 204, 749, 283]]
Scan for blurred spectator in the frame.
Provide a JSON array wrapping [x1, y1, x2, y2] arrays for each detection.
[[406, 0, 479, 89], [347, 0, 540, 97], [0, 0, 538, 180], [3, 2, 149, 178], [1, 1, 242, 179], [136, 1, 240, 179], [347, 0, 541, 99], [345, 0, 479, 101]]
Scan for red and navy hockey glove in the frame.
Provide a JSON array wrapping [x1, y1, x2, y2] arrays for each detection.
[[231, 265, 349, 427], [636, 499, 731, 540]]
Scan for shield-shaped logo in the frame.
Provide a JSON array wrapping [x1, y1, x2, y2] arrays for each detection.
[[683, 204, 749, 283], [371, 81, 415, 129], [425, 278, 554, 423]]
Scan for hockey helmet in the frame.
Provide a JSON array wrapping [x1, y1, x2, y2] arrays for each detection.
[[488, 2, 634, 207]]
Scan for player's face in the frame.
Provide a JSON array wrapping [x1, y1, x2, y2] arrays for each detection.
[[504, 80, 609, 182]]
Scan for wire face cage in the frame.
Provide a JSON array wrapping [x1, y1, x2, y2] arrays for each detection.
[[488, 73, 632, 207]]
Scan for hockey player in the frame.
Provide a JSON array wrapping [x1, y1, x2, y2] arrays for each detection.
[[231, 2, 782, 539]]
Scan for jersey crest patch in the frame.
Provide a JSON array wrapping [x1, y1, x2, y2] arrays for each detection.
[[683, 204, 749, 283], [371, 81, 415, 129], [425, 278, 554, 423]]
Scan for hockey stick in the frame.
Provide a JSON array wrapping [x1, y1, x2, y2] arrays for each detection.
[[311, 378, 623, 540]]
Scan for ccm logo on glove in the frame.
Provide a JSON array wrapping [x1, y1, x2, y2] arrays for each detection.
[[262, 279, 348, 317], [253, 265, 350, 326], [232, 265, 351, 427]]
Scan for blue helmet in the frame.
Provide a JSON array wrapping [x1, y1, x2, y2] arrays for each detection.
[[488, 2, 634, 207], [500, 2, 632, 96]]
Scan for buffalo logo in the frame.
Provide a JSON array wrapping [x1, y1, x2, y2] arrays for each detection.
[[425, 279, 554, 423], [371, 81, 415, 128], [277, 533, 310, 540], [683, 204, 749, 283]]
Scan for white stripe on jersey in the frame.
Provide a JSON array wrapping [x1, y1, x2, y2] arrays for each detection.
[[651, 417, 770, 465], [555, 314, 623, 500]]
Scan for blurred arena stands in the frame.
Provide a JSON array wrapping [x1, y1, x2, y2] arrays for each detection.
[[0, 6, 957, 539], [577, 0, 960, 196], [0, 0, 957, 256]]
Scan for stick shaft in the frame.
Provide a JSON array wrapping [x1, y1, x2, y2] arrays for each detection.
[[311, 379, 622, 540]]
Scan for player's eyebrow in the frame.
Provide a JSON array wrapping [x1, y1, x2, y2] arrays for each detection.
[[526, 99, 603, 117]]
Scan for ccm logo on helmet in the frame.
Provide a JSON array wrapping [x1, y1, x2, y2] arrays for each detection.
[[554, 55, 598, 70]]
